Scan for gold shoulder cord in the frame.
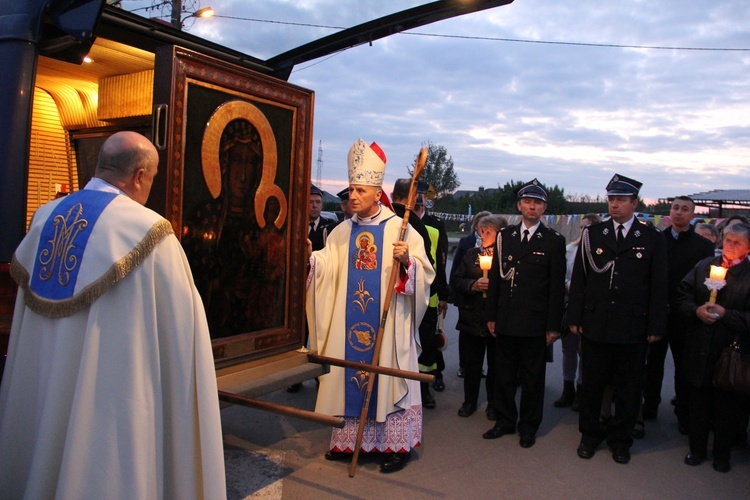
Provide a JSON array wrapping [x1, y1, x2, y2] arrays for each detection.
[[495, 231, 515, 285], [11, 219, 174, 318], [581, 227, 615, 289]]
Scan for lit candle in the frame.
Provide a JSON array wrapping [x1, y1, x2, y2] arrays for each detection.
[[707, 265, 728, 303], [709, 265, 727, 281], [479, 255, 492, 298]]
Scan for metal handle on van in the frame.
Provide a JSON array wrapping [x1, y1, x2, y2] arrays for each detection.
[[152, 104, 168, 150]]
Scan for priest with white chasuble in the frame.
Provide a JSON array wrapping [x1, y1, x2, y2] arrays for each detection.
[[306, 138, 435, 473], [0, 132, 226, 499]]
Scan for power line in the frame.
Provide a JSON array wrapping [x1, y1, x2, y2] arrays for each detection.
[[212, 15, 750, 52], [408, 32, 750, 52]]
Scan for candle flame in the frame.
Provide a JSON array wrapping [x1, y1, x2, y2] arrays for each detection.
[[709, 265, 727, 281]]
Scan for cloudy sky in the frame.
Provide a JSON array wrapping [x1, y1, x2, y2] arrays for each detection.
[[123, 0, 749, 204]]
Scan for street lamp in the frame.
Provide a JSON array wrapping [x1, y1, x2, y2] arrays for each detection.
[[188, 6, 214, 21], [170, 1, 214, 30]]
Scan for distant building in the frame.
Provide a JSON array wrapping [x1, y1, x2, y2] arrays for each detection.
[[660, 189, 750, 218]]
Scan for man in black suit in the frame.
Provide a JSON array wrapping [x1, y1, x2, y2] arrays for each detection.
[[308, 185, 337, 251], [568, 174, 668, 464], [642, 196, 714, 429], [483, 179, 566, 448]]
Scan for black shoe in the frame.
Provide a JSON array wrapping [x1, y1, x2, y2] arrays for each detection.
[[612, 448, 631, 464], [554, 381, 576, 408], [713, 459, 731, 473], [286, 383, 302, 393], [577, 443, 596, 459], [324, 450, 350, 461], [483, 426, 515, 440], [380, 451, 411, 473], [421, 382, 436, 409], [671, 396, 678, 406], [458, 402, 476, 417], [486, 404, 497, 421], [457, 367, 465, 378], [633, 420, 645, 440], [433, 375, 446, 392], [519, 435, 536, 448], [684, 452, 705, 466]]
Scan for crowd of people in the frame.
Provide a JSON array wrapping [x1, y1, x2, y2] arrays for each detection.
[[302, 138, 749, 475], [446, 177, 750, 472], [1, 130, 747, 495], [303, 140, 750, 475]]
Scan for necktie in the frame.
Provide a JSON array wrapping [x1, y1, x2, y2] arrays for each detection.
[[521, 229, 529, 245], [616, 224, 624, 244], [309, 221, 315, 234]]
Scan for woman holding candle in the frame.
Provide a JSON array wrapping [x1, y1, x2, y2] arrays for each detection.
[[677, 222, 750, 472], [450, 215, 507, 418]]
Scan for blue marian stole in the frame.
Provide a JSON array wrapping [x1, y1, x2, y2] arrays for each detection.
[[344, 219, 389, 418], [30, 190, 118, 300]]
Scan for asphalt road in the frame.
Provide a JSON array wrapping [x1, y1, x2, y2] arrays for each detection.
[[220, 260, 750, 499]]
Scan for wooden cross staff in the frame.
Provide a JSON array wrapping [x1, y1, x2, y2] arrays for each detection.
[[348, 147, 428, 477]]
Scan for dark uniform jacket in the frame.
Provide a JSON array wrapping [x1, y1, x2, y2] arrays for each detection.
[[567, 218, 668, 344], [677, 256, 750, 387], [308, 217, 337, 251], [486, 222, 566, 337]]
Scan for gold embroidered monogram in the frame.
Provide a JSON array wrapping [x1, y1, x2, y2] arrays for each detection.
[[12, 219, 174, 318], [38, 203, 89, 286]]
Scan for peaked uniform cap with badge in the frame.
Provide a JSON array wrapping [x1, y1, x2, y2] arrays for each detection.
[[606, 174, 642, 197], [348, 138, 387, 187], [336, 188, 350, 202], [310, 185, 324, 197], [517, 178, 548, 202]]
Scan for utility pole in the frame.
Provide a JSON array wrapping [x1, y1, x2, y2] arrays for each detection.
[[316, 140, 323, 189], [170, 0, 182, 29]]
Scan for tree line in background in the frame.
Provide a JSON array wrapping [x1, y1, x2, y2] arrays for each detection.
[[406, 142, 670, 217], [323, 142, 672, 219]]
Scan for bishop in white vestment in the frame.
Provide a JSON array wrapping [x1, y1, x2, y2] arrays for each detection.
[[306, 138, 434, 473]]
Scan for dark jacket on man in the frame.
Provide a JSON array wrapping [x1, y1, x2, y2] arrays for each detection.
[[568, 218, 668, 344], [486, 222, 566, 337], [308, 217, 337, 251], [664, 225, 715, 309], [422, 212, 451, 302]]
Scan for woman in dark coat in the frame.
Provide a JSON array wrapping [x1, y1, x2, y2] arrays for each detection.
[[677, 222, 750, 473], [451, 215, 507, 418]]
